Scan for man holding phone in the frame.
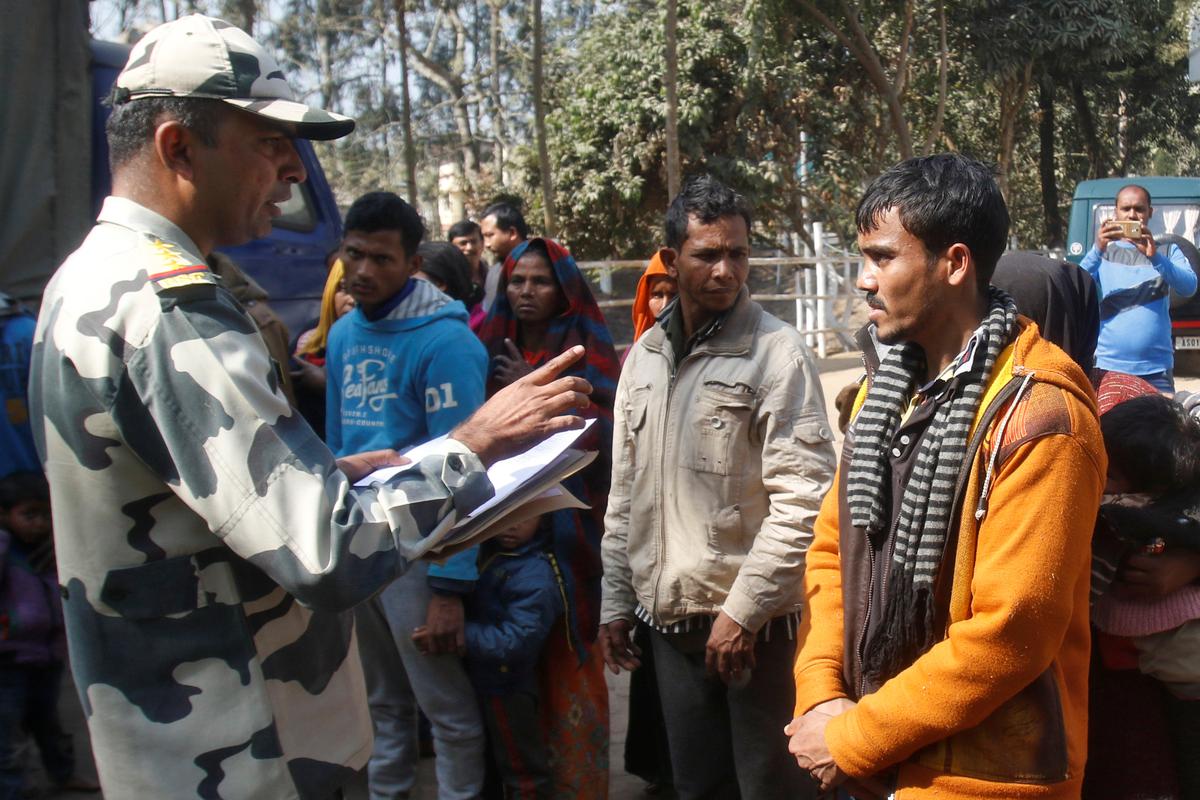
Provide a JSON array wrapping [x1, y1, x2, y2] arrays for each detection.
[[1082, 183, 1196, 391]]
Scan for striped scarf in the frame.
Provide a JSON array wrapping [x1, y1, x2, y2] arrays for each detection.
[[849, 287, 1018, 685]]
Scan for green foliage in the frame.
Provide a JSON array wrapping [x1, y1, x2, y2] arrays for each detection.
[[90, 0, 1200, 253], [531, 0, 818, 258]]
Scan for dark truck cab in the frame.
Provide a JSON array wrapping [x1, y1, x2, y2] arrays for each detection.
[[1066, 177, 1200, 354], [89, 40, 340, 337]]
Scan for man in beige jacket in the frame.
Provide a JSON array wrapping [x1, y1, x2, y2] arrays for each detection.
[[599, 174, 836, 800]]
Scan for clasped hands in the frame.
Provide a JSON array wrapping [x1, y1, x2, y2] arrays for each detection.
[[786, 698, 890, 799]]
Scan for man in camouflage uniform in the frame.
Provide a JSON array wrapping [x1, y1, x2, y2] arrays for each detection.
[[29, 15, 591, 799]]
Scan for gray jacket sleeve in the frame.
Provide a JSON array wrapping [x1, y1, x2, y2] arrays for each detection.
[[600, 363, 638, 625], [115, 288, 492, 612]]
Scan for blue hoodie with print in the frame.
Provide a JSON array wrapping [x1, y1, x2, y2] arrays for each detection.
[[326, 278, 488, 586]]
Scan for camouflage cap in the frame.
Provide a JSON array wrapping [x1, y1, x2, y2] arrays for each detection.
[[115, 14, 354, 141]]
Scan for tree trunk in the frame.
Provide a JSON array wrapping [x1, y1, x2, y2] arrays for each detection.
[[995, 62, 1032, 208], [453, 101, 480, 184], [1037, 72, 1064, 249], [922, 0, 947, 154], [222, 0, 256, 31], [664, 0, 681, 200], [395, 0, 419, 205], [532, 0, 557, 238], [376, 1, 393, 189], [317, 0, 337, 112], [1071, 79, 1105, 179], [487, 0, 505, 184]]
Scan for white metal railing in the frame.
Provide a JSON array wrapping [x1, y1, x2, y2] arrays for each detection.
[[580, 245, 1076, 356], [578, 252, 865, 358]]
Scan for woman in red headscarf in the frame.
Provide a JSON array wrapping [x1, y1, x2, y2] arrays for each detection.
[[476, 237, 618, 799]]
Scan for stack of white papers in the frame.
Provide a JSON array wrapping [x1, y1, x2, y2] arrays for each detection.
[[355, 420, 597, 557]]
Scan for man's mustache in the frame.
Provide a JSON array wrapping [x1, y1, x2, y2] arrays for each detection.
[[865, 292, 886, 311]]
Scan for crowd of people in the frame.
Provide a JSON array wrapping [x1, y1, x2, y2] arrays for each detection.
[[6, 12, 1200, 800]]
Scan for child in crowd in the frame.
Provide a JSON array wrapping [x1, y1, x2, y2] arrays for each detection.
[[0, 472, 96, 796], [417, 516, 563, 799], [1092, 394, 1200, 794]]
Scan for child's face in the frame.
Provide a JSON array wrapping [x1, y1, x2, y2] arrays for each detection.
[[495, 516, 540, 551], [3, 500, 51, 545]]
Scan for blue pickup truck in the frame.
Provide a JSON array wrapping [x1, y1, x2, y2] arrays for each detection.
[[88, 39, 342, 338], [1065, 177, 1200, 356]]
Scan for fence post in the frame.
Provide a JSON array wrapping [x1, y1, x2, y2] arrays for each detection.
[[813, 221, 827, 358], [599, 265, 613, 294], [792, 232, 804, 334]]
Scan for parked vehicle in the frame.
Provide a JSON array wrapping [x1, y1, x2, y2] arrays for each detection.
[[1066, 177, 1200, 354], [90, 40, 341, 337]]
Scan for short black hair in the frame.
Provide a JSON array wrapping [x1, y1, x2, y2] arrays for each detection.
[[1117, 183, 1153, 206], [344, 191, 426, 258], [664, 174, 753, 251], [447, 219, 481, 241], [482, 203, 528, 239], [417, 241, 479, 304], [0, 472, 49, 511], [1102, 394, 1200, 493], [106, 95, 224, 171], [856, 153, 1009, 287]]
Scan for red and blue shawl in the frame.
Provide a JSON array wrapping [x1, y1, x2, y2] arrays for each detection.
[[477, 238, 618, 656]]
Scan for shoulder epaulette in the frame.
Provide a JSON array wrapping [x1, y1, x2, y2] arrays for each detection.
[[145, 237, 219, 293]]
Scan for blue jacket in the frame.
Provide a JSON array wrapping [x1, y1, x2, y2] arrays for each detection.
[[0, 295, 38, 479], [1082, 241, 1197, 376], [465, 535, 563, 695], [326, 278, 488, 587]]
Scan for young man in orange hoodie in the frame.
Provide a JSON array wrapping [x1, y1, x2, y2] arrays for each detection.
[[788, 154, 1106, 799]]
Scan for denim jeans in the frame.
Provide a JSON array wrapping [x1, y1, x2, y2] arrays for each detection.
[[354, 561, 484, 800], [0, 663, 73, 800], [1140, 369, 1175, 393]]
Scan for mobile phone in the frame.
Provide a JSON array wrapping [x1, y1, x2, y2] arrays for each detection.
[[1111, 219, 1143, 239]]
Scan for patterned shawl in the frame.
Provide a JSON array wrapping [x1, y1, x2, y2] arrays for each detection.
[[476, 238, 619, 655]]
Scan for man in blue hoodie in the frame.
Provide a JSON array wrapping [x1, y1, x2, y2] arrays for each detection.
[[327, 191, 489, 800]]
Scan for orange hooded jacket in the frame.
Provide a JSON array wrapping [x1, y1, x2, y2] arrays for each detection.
[[794, 319, 1106, 799]]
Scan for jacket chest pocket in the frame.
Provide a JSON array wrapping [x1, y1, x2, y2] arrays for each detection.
[[625, 386, 650, 434], [684, 383, 755, 476]]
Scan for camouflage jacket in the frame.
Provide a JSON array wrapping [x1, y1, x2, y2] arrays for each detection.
[[30, 197, 492, 799]]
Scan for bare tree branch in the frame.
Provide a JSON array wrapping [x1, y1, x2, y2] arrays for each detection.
[[797, 0, 913, 158]]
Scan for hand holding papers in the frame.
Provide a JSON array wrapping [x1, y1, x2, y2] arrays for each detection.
[[355, 420, 597, 558]]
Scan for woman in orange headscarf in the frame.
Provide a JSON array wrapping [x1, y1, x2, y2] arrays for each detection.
[[629, 249, 678, 343]]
